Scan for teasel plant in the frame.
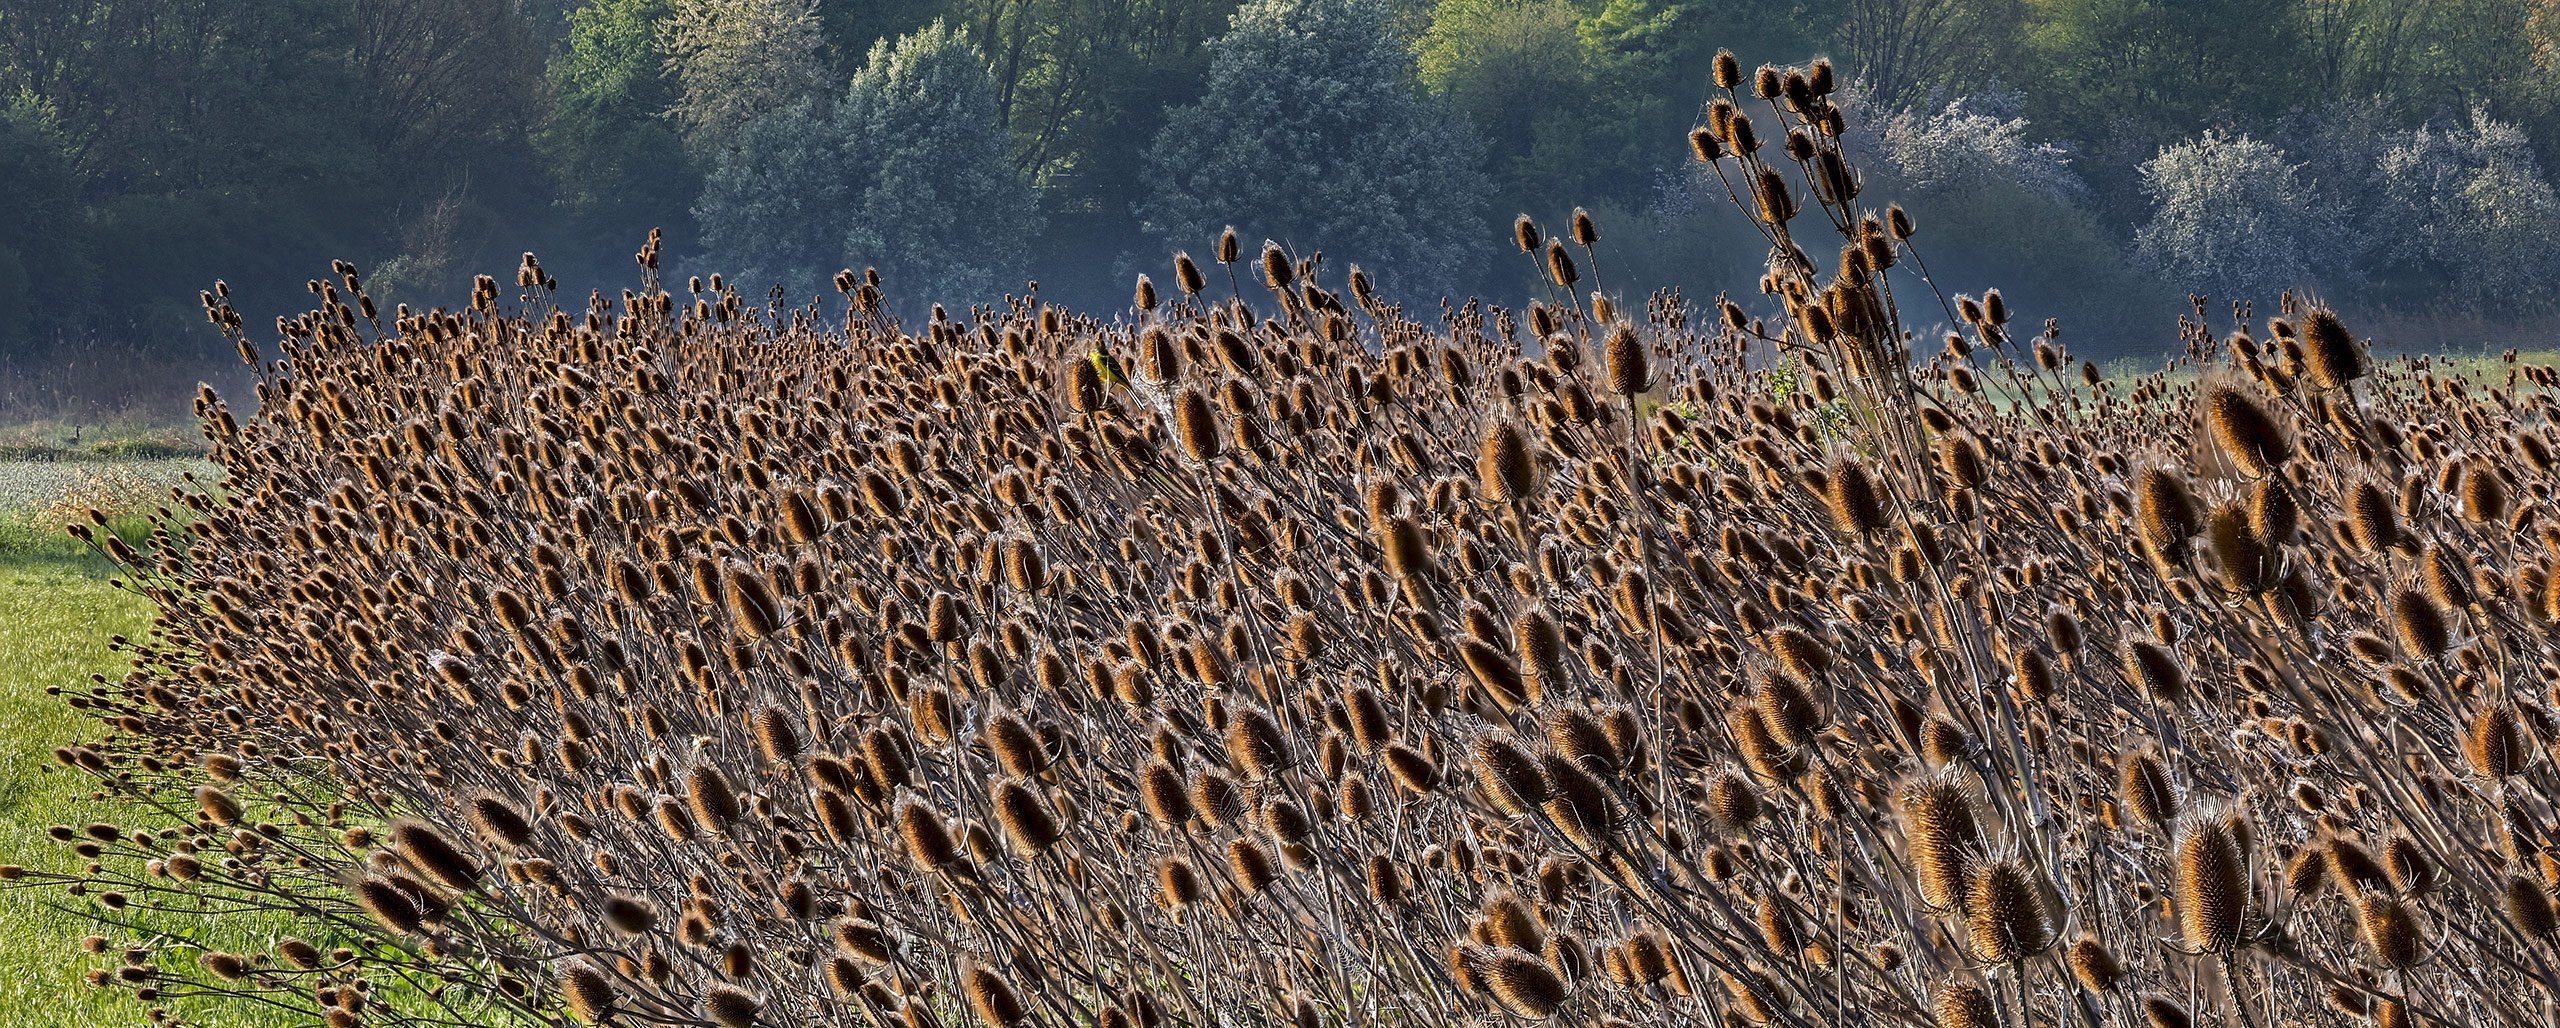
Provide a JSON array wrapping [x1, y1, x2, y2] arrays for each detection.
[[22, 49, 2560, 1028]]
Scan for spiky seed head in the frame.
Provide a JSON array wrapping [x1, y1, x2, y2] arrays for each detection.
[[2121, 639, 2187, 705], [2135, 468, 2200, 555], [1822, 459, 1888, 535], [353, 875, 425, 936], [1966, 860, 2054, 963], [2467, 706, 2529, 780], [466, 794, 533, 848], [2066, 937, 2121, 992], [2173, 815, 2249, 954], [562, 963, 616, 1024], [2200, 383, 2290, 478], [897, 797, 959, 872], [991, 779, 1063, 857], [963, 963, 1026, 1027], [2140, 995, 2193, 1028], [196, 785, 244, 826], [1175, 388, 1221, 464], [2301, 308, 2368, 389], [2391, 588, 2450, 659], [1173, 252, 1205, 295], [1479, 420, 1537, 503], [1473, 734, 1550, 814], [1934, 981, 1995, 1028], [2509, 875, 2560, 939], [392, 819, 480, 893], [1754, 673, 1822, 749], [1900, 770, 1982, 911], [2120, 751, 2178, 828], [1482, 947, 1568, 1018], [2357, 894, 2421, 969], [1600, 322, 1650, 397]]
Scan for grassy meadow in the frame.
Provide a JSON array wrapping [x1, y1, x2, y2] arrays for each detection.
[[0, 448, 296, 1028]]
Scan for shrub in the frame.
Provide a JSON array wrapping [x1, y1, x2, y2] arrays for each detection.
[[2371, 105, 2560, 313], [1143, 0, 1492, 300], [2133, 129, 2344, 300]]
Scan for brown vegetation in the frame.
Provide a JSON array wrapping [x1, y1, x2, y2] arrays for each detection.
[[20, 51, 2560, 1028]]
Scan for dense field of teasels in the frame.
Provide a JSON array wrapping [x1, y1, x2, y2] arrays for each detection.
[[21, 49, 2560, 1028]]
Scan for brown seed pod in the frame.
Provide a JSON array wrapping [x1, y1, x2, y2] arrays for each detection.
[[1482, 947, 1569, 1018], [1822, 459, 1889, 535], [2066, 936, 2121, 993], [1603, 322, 1649, 396], [2300, 308, 2368, 389], [1934, 980, 1995, 1028], [2119, 751, 2178, 828], [2173, 815, 2249, 954], [963, 963, 1026, 1027], [2200, 382, 2290, 478], [2357, 894, 2422, 969], [561, 963, 616, 1024], [1900, 770, 1982, 911], [2140, 994, 2193, 1028], [1965, 859, 2054, 963], [1479, 421, 1539, 503], [391, 819, 480, 893], [990, 778, 1063, 857], [2467, 706, 2530, 780]]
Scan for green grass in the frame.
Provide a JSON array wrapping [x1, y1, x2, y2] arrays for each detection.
[[0, 463, 307, 1027], [0, 563, 318, 1026]]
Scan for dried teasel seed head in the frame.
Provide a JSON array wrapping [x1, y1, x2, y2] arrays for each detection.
[[2172, 814, 2250, 955], [963, 962, 1027, 1027], [2200, 382, 2290, 478], [1965, 859, 2057, 964], [2066, 937, 2121, 993], [1934, 980, 1995, 1028]]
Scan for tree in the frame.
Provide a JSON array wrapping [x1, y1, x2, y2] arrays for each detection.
[[536, 0, 698, 276], [692, 98, 841, 297], [2023, 0, 2304, 213], [2371, 107, 2560, 312], [1415, 0, 1590, 216], [1142, 0, 1490, 300], [694, 20, 1040, 306], [658, 0, 826, 153], [2132, 130, 2341, 302], [837, 19, 1043, 305], [0, 89, 90, 352], [1836, 0, 2019, 111]]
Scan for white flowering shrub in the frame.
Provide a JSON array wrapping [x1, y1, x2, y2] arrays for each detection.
[[2372, 106, 2560, 312], [2133, 130, 2343, 301]]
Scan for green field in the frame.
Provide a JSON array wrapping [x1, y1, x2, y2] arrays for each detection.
[[0, 456, 309, 1028]]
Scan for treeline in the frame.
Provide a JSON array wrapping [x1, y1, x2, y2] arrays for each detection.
[[4, 0, 2559, 383]]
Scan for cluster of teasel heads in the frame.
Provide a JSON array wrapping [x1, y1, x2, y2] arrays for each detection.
[[20, 51, 2560, 1028]]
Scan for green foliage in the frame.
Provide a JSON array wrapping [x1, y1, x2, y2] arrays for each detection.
[[658, 0, 827, 154], [695, 20, 1039, 305], [6, 0, 2560, 393], [1144, 0, 1491, 298], [2133, 130, 2343, 300], [837, 20, 1043, 303], [0, 91, 89, 350], [537, 0, 698, 266]]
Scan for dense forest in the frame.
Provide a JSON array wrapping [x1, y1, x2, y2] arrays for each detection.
[[4, 0, 2559, 408]]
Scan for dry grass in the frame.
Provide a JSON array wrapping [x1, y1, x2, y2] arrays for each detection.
[[21, 54, 2560, 1028]]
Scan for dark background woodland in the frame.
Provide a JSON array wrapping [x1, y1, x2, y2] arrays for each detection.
[[5, 0, 2559, 414]]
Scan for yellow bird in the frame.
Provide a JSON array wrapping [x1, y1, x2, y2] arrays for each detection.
[[1089, 348, 1129, 388]]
